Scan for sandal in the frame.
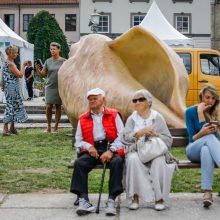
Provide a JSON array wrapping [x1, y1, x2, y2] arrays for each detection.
[[44, 129, 51, 133], [2, 131, 11, 136], [9, 129, 18, 135], [203, 191, 213, 208]]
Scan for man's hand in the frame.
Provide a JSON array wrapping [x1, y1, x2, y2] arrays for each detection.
[[100, 150, 113, 164], [88, 146, 99, 159]]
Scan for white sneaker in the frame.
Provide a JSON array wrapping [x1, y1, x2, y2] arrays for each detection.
[[154, 203, 166, 211], [105, 199, 116, 216], [76, 198, 95, 216], [129, 202, 139, 210]]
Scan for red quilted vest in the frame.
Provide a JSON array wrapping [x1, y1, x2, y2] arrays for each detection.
[[79, 107, 124, 156]]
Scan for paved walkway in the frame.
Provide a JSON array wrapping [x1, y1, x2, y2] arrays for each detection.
[[0, 193, 220, 220]]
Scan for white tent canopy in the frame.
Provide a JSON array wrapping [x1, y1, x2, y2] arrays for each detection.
[[0, 18, 34, 64], [140, 1, 194, 48], [0, 18, 33, 49]]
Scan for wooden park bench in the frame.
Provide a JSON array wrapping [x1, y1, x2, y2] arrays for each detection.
[[68, 128, 204, 169], [68, 127, 220, 205]]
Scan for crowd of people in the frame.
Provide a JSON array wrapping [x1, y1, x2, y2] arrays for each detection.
[[1, 42, 65, 135], [1, 43, 220, 216], [70, 84, 220, 216]]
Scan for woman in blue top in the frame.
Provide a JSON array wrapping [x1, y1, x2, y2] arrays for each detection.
[[185, 84, 220, 208]]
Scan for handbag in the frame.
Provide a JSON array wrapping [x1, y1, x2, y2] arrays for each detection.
[[137, 137, 168, 163]]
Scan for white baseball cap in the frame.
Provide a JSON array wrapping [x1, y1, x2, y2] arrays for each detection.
[[86, 88, 105, 98]]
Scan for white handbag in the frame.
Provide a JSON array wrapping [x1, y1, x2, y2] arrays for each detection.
[[137, 137, 168, 163]]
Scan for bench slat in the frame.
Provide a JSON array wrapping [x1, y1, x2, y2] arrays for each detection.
[[169, 128, 188, 137], [67, 159, 209, 169], [172, 137, 189, 147]]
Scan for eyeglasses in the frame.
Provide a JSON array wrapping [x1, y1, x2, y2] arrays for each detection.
[[132, 97, 146, 103]]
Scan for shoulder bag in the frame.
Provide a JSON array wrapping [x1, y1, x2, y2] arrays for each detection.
[[137, 137, 168, 163]]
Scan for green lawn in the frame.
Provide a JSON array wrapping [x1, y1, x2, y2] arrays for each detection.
[[0, 128, 220, 193]]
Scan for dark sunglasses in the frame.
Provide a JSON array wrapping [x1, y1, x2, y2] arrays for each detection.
[[132, 97, 146, 103]]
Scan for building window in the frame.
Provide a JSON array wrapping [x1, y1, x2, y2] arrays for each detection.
[[65, 14, 76, 31], [200, 54, 220, 76], [174, 13, 191, 34], [131, 13, 145, 27], [23, 14, 33, 32], [98, 14, 110, 33], [4, 14, 15, 31]]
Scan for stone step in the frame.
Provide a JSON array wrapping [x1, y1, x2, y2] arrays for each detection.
[[0, 114, 69, 123], [0, 109, 66, 115], [0, 104, 66, 115]]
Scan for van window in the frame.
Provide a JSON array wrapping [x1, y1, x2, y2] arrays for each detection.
[[176, 53, 192, 74], [200, 54, 220, 76]]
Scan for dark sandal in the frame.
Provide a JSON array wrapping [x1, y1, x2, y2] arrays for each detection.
[[2, 131, 11, 136], [9, 129, 18, 135]]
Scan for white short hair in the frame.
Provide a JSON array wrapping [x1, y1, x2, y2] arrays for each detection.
[[133, 89, 153, 105]]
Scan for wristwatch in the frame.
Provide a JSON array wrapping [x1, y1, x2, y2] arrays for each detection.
[[109, 148, 116, 154]]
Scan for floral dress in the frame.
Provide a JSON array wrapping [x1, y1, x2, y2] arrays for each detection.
[[2, 61, 28, 123]]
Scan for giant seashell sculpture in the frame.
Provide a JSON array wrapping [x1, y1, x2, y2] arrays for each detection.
[[58, 26, 189, 128]]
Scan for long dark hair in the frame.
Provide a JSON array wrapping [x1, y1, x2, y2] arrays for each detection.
[[199, 84, 219, 117]]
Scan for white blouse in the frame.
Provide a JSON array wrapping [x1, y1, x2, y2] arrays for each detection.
[[131, 109, 158, 134]]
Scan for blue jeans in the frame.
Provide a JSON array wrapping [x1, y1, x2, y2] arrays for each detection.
[[186, 134, 220, 190]]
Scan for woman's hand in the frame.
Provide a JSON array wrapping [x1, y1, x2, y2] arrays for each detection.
[[193, 123, 217, 141], [198, 102, 212, 113], [135, 126, 156, 139], [35, 64, 47, 77], [197, 102, 212, 122], [23, 62, 27, 68], [201, 123, 217, 135]]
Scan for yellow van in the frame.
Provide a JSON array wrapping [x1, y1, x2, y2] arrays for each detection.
[[174, 48, 220, 106]]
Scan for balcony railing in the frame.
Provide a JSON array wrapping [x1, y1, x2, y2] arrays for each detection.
[[129, 0, 150, 3], [172, 0, 193, 3], [92, 0, 112, 2]]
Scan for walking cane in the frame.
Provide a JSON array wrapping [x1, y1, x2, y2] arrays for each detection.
[[96, 141, 110, 214]]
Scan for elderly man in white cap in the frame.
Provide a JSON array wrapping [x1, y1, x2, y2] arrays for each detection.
[[70, 88, 125, 216]]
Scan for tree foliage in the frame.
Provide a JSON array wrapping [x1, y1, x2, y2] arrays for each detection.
[[27, 10, 69, 62]]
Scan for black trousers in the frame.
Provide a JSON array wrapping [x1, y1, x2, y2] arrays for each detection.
[[70, 153, 124, 199], [26, 79, 34, 98]]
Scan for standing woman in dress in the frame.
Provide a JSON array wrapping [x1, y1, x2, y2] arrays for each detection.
[[36, 42, 66, 133], [185, 84, 220, 207], [2, 45, 28, 136]]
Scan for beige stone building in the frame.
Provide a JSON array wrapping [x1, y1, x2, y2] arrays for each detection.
[[0, 0, 79, 45], [212, 0, 220, 51]]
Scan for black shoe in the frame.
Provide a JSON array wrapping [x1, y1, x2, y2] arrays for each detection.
[[74, 197, 79, 206]]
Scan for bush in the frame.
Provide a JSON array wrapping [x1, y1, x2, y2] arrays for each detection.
[[27, 10, 69, 63]]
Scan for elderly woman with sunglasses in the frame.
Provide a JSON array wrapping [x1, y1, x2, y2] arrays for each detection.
[[123, 89, 175, 211]]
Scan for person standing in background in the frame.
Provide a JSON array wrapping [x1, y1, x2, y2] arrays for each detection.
[[36, 42, 66, 133], [24, 60, 34, 100]]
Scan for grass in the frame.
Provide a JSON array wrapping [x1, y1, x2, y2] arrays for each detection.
[[1, 128, 220, 193]]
